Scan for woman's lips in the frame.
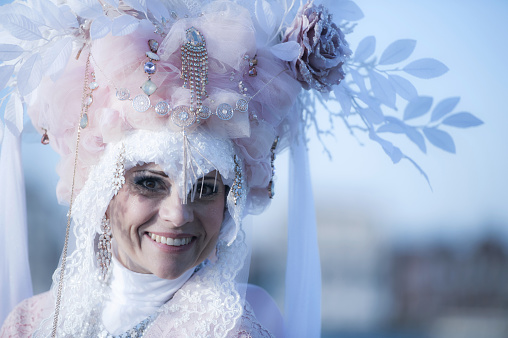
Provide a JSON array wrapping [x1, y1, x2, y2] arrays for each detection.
[[147, 232, 193, 247]]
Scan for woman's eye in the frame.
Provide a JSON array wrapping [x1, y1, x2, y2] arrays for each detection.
[[134, 177, 164, 192], [194, 181, 219, 198], [142, 179, 157, 189]]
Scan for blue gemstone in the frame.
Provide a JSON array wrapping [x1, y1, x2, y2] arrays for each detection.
[[144, 61, 156, 74]]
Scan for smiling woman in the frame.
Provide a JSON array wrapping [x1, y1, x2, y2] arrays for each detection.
[[0, 0, 481, 337], [108, 165, 226, 280]]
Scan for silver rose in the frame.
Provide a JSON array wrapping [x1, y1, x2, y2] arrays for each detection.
[[284, 1, 351, 93]]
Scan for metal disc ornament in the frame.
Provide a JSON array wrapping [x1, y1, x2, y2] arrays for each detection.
[[171, 105, 196, 127], [132, 94, 151, 112], [155, 101, 171, 116], [235, 98, 248, 112], [216, 103, 234, 120]]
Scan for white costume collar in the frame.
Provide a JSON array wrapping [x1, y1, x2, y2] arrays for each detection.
[[102, 255, 194, 335]]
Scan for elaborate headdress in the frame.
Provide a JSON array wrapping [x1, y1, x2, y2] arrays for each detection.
[[0, 0, 481, 336]]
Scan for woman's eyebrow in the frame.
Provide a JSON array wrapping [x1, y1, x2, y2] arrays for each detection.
[[133, 169, 169, 177]]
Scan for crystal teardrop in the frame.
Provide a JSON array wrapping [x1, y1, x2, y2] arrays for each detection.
[[80, 113, 88, 129], [186, 27, 204, 46], [41, 133, 49, 145], [89, 81, 99, 90]]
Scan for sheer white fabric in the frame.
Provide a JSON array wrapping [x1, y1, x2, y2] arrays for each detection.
[[285, 139, 322, 337], [0, 121, 33, 325]]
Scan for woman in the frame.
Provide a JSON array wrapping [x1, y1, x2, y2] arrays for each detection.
[[1, 0, 327, 336], [0, 0, 479, 336]]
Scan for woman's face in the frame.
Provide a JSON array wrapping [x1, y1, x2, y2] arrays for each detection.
[[106, 163, 226, 279]]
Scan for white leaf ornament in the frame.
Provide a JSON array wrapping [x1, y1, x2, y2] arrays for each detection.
[[17, 53, 43, 97], [354, 36, 375, 62], [403, 96, 433, 121], [403, 58, 449, 79], [442, 112, 483, 128], [1, 14, 44, 41], [388, 74, 417, 101], [0, 44, 24, 61], [430, 97, 460, 122], [379, 39, 416, 65], [369, 70, 395, 108], [423, 127, 455, 153], [112, 15, 140, 36], [0, 65, 15, 92], [44, 37, 73, 81], [91, 15, 112, 40]]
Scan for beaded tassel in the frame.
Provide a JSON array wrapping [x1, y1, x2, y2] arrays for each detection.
[[181, 27, 208, 114]]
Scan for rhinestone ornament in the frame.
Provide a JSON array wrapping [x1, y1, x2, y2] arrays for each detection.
[[144, 61, 156, 75]]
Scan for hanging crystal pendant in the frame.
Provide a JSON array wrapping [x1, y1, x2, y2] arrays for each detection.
[[141, 79, 157, 96], [41, 132, 49, 145], [80, 113, 88, 129]]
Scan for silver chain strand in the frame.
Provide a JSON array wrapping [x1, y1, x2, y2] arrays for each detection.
[[51, 52, 92, 338]]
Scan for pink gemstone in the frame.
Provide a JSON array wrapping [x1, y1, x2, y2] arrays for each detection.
[[41, 133, 49, 145]]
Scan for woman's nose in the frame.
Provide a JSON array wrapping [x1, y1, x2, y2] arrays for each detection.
[[158, 192, 194, 227]]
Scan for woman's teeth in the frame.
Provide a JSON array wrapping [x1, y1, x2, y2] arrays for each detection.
[[148, 232, 191, 246]]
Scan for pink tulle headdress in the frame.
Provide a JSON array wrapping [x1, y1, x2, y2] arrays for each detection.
[[28, 1, 304, 212]]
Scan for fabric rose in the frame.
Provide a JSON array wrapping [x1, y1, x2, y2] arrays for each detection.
[[284, 1, 351, 93]]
